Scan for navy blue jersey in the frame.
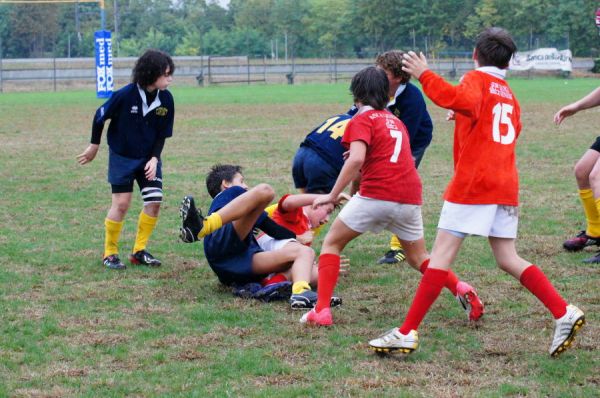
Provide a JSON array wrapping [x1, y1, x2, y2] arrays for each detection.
[[204, 186, 267, 266], [92, 83, 174, 159], [348, 82, 433, 155], [300, 114, 351, 171]]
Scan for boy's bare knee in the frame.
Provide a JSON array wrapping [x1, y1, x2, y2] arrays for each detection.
[[253, 183, 275, 202], [113, 201, 130, 215]]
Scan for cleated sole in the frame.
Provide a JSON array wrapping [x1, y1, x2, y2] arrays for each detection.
[[369, 346, 415, 355], [290, 296, 343, 310], [551, 316, 586, 357]]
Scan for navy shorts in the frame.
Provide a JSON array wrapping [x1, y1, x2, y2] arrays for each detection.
[[108, 149, 163, 197], [411, 145, 428, 169], [292, 146, 340, 193], [204, 223, 265, 286], [590, 137, 600, 152]]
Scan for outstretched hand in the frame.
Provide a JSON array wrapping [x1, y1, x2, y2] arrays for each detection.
[[402, 51, 429, 80], [76, 144, 99, 165], [553, 104, 578, 125], [339, 255, 350, 275]]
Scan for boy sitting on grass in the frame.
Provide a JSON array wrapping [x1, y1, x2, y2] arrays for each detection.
[[180, 164, 343, 309]]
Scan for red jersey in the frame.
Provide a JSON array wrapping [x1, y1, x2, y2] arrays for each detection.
[[270, 194, 312, 244], [342, 108, 422, 205], [419, 68, 522, 205]]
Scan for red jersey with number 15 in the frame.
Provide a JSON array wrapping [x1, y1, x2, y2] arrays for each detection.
[[342, 108, 422, 205], [419, 68, 522, 206]]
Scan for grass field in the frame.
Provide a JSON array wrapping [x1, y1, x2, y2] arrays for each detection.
[[1, 78, 599, 397]]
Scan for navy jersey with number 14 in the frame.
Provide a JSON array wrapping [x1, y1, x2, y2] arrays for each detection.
[[300, 113, 351, 170]]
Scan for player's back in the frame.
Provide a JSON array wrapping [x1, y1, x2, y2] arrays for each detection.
[[448, 69, 521, 206], [301, 114, 351, 170], [343, 108, 421, 205]]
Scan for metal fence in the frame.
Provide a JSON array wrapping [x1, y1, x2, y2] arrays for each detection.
[[0, 55, 595, 93]]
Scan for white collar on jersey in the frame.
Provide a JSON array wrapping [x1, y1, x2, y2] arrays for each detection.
[[387, 84, 406, 108], [137, 84, 162, 116], [476, 66, 506, 80], [355, 105, 375, 116]]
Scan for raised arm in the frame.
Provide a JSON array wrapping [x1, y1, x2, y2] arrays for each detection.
[[554, 87, 600, 125]]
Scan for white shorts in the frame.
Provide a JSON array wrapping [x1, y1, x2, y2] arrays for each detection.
[[337, 194, 423, 241], [256, 235, 297, 252], [437, 201, 519, 238]]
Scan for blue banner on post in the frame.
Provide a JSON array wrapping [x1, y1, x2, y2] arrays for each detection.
[[94, 30, 113, 98]]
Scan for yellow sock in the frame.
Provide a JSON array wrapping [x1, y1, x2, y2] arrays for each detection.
[[104, 218, 123, 258], [198, 213, 223, 238], [390, 234, 403, 251], [312, 223, 325, 237], [292, 281, 311, 294], [579, 189, 600, 237], [133, 211, 158, 253], [591, 196, 600, 237]]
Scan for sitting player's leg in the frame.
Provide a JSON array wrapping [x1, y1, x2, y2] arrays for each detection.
[[301, 217, 360, 326], [564, 149, 600, 252], [489, 237, 585, 357], [228, 183, 275, 239], [250, 241, 314, 302], [183, 183, 275, 242], [103, 190, 132, 270]]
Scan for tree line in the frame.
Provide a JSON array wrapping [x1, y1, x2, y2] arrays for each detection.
[[0, 0, 598, 59]]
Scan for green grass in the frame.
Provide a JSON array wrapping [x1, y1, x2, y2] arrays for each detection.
[[1, 78, 599, 397]]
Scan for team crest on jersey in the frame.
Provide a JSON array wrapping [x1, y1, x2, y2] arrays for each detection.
[[386, 118, 397, 130], [156, 107, 168, 116], [130, 105, 138, 114]]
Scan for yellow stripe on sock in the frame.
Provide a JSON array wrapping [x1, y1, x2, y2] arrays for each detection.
[[198, 213, 223, 238], [133, 211, 158, 253], [104, 218, 123, 258]]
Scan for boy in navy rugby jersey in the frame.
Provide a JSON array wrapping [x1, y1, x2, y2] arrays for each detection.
[[77, 49, 175, 270], [179, 165, 346, 308], [292, 113, 351, 194]]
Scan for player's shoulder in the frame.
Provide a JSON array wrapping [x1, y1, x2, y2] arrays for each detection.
[[159, 89, 174, 104]]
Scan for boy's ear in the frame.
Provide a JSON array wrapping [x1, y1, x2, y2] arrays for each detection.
[[221, 179, 231, 190]]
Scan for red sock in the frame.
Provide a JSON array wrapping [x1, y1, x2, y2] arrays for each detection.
[[315, 253, 340, 312], [261, 273, 287, 286], [419, 259, 459, 296], [520, 265, 567, 319], [399, 268, 448, 334]]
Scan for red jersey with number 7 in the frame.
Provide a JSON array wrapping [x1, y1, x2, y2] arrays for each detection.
[[419, 68, 522, 205], [342, 107, 422, 205]]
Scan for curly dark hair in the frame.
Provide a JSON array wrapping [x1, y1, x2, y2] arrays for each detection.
[[475, 27, 517, 69], [131, 49, 175, 88], [375, 50, 411, 85], [350, 66, 389, 110], [206, 164, 243, 198]]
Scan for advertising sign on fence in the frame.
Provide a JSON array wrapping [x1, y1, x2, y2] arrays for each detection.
[[94, 30, 113, 98], [509, 48, 572, 72]]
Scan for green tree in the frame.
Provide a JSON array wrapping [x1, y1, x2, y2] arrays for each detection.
[[7, 3, 61, 57], [464, 0, 502, 39], [304, 0, 353, 57]]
